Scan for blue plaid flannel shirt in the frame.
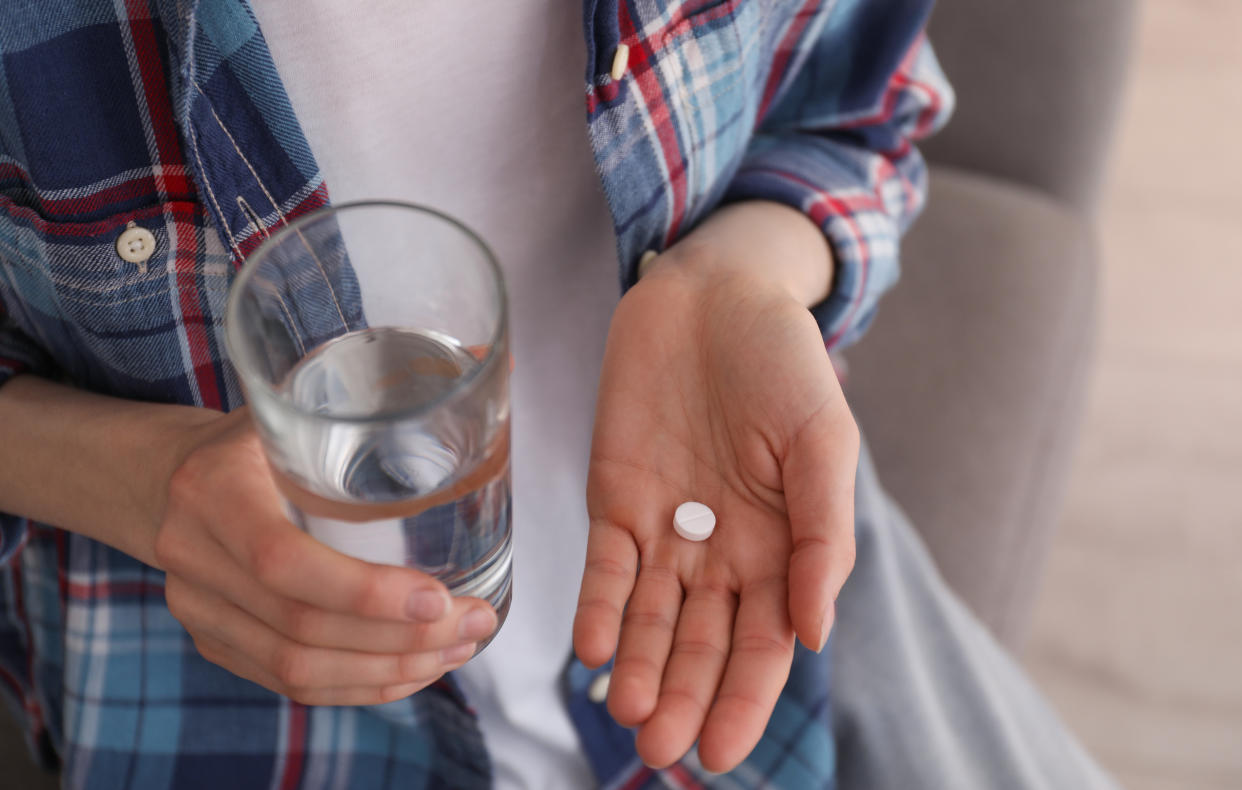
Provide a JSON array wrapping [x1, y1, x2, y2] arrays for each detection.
[[0, 1, 952, 787]]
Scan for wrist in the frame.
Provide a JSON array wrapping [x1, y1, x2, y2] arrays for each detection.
[[0, 376, 221, 566], [123, 404, 224, 562], [642, 201, 834, 308]]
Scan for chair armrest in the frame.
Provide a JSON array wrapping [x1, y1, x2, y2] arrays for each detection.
[[843, 166, 1098, 649], [922, 0, 1137, 213]]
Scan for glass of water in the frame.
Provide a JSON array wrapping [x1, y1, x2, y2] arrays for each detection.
[[225, 201, 511, 644]]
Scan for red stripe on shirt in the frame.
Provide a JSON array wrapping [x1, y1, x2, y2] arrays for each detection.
[[666, 763, 706, 788], [277, 703, 309, 790], [0, 199, 198, 237], [873, 156, 920, 214], [234, 183, 331, 260], [819, 197, 870, 349], [7, 556, 46, 733], [839, 34, 944, 145], [617, 765, 655, 790], [0, 167, 194, 222], [757, 167, 873, 348], [172, 211, 223, 409], [619, 3, 689, 245], [758, 0, 823, 119], [0, 356, 28, 373], [123, 0, 193, 197]]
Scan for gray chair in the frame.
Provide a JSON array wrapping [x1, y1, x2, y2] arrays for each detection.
[[843, 0, 1135, 650], [0, 0, 1135, 783]]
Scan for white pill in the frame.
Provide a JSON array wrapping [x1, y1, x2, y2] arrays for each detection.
[[673, 501, 716, 542]]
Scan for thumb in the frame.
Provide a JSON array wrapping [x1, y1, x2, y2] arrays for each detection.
[[782, 411, 859, 651]]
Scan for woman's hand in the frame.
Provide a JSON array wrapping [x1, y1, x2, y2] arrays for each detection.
[[0, 377, 500, 704], [153, 409, 500, 706], [574, 203, 859, 772]]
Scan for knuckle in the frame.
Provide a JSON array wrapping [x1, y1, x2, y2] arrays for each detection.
[[280, 601, 322, 643], [403, 623, 439, 652], [383, 625, 421, 655], [398, 653, 433, 682], [576, 597, 623, 623], [163, 582, 192, 625], [670, 638, 726, 663], [584, 556, 632, 580], [271, 644, 313, 689], [639, 563, 680, 590], [250, 536, 291, 589], [716, 689, 769, 716], [350, 572, 392, 618], [734, 633, 792, 658], [153, 525, 190, 573], [613, 652, 663, 680], [623, 609, 677, 633], [166, 453, 209, 507], [658, 686, 709, 716]]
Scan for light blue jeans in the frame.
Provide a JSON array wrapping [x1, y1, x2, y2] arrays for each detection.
[[832, 444, 1118, 790]]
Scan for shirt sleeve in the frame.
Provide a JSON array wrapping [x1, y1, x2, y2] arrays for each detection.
[[724, 29, 954, 350], [0, 303, 56, 564]]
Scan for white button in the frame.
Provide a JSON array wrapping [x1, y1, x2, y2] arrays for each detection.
[[116, 223, 156, 265], [674, 501, 716, 542], [610, 44, 630, 81], [588, 671, 611, 703], [637, 249, 659, 278]]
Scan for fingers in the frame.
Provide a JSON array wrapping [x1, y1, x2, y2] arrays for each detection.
[[168, 573, 495, 662], [192, 633, 436, 707], [174, 534, 497, 653], [169, 577, 482, 704], [157, 406, 502, 704], [783, 413, 859, 651], [160, 418, 454, 625], [606, 563, 682, 727], [573, 519, 639, 668], [697, 576, 795, 774], [237, 524, 456, 623], [634, 586, 735, 768]]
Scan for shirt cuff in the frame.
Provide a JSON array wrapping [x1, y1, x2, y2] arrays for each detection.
[[724, 136, 919, 351]]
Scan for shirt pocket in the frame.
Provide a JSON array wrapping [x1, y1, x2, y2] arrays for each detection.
[[0, 197, 234, 403]]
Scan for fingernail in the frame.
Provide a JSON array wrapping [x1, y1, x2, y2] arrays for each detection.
[[407, 589, 448, 622], [439, 642, 477, 665], [458, 607, 498, 641]]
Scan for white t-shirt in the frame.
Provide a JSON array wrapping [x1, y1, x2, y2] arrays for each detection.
[[251, 3, 620, 788]]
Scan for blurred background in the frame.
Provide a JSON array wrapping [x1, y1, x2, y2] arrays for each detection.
[[843, 1, 1241, 788], [1023, 1, 1242, 788]]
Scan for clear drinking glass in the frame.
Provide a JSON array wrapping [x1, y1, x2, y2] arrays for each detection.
[[225, 202, 512, 642]]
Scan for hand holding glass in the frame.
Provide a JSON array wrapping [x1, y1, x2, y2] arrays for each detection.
[[226, 202, 511, 646]]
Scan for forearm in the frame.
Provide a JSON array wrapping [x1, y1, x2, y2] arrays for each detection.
[[652, 201, 834, 308], [0, 375, 217, 565]]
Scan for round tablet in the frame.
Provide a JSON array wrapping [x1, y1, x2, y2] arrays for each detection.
[[673, 501, 716, 542]]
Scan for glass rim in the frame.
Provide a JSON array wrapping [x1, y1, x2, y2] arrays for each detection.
[[224, 199, 508, 425]]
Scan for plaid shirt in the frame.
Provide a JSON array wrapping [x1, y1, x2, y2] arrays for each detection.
[[0, 1, 951, 787]]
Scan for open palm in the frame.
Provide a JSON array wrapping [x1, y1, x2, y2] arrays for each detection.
[[573, 263, 859, 772]]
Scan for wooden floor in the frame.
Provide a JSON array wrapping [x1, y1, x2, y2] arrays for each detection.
[[1022, 2, 1242, 788]]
